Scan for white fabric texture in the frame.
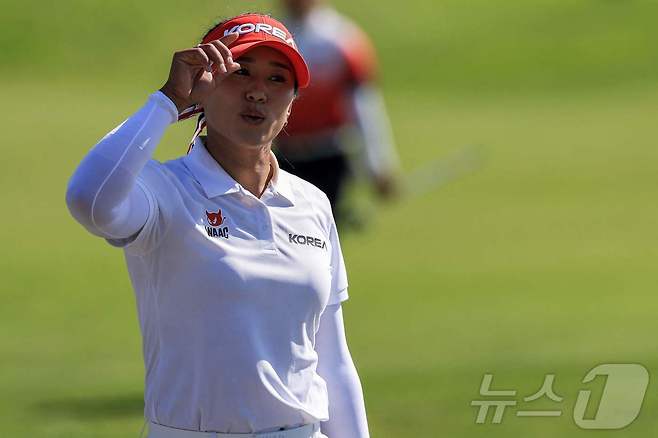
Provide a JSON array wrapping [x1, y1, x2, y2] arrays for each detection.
[[316, 304, 370, 438], [147, 421, 325, 438], [66, 91, 178, 239], [65, 94, 369, 436]]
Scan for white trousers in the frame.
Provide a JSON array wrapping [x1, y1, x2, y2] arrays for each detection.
[[146, 422, 326, 438]]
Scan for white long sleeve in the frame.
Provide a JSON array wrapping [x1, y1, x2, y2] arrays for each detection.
[[65, 91, 178, 239], [351, 83, 399, 178], [316, 303, 370, 438]]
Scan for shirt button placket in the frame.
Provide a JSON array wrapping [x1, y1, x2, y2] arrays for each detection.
[[260, 204, 276, 252]]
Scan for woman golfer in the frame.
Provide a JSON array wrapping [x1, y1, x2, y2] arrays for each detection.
[[66, 13, 369, 438]]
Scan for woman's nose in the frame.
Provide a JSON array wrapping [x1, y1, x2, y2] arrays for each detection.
[[245, 87, 267, 103]]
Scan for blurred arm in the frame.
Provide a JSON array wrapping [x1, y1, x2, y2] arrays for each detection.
[[316, 303, 370, 438], [65, 91, 177, 239], [351, 83, 400, 196]]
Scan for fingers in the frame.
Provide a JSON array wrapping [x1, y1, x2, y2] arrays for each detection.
[[197, 42, 227, 73], [174, 47, 210, 68], [197, 39, 241, 75], [209, 40, 241, 73], [219, 32, 239, 46], [164, 34, 242, 107]]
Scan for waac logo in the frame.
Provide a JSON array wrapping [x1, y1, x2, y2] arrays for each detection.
[[206, 209, 224, 226], [205, 208, 229, 239]]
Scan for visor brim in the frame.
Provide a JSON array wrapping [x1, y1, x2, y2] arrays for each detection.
[[229, 40, 310, 89]]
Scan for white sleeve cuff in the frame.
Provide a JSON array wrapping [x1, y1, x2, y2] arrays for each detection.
[[151, 90, 180, 125]]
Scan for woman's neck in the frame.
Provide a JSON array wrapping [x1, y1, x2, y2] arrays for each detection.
[[203, 132, 273, 198]]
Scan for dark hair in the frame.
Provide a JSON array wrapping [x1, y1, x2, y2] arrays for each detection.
[[201, 13, 299, 95]]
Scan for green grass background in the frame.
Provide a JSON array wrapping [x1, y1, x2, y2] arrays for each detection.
[[2, 0, 658, 436]]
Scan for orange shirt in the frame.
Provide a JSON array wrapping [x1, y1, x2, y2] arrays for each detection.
[[281, 7, 378, 137]]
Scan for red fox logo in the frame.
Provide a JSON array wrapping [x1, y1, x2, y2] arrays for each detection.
[[206, 209, 224, 226]]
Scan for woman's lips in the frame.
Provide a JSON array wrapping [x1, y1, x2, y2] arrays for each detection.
[[240, 110, 266, 125]]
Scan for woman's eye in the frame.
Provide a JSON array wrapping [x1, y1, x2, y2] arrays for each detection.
[[270, 75, 286, 83], [234, 68, 249, 76]]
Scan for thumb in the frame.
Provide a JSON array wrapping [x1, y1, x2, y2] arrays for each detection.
[[219, 32, 240, 46]]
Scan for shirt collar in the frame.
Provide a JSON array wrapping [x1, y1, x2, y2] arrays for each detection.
[[268, 152, 296, 205], [183, 137, 296, 205]]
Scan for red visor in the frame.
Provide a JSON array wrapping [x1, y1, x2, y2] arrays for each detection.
[[202, 14, 310, 88]]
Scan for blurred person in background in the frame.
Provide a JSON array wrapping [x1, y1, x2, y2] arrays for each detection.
[[276, 0, 400, 224]]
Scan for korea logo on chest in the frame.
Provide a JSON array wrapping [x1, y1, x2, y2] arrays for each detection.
[[205, 208, 229, 239]]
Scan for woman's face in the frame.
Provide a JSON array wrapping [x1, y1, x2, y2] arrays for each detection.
[[202, 46, 296, 149]]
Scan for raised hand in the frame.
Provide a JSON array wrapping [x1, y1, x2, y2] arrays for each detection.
[[160, 33, 241, 112]]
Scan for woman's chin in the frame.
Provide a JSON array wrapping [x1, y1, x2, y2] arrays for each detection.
[[234, 130, 276, 148], [234, 136, 272, 149]]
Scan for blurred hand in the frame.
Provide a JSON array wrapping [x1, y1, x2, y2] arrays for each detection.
[[160, 33, 241, 112], [373, 172, 399, 200]]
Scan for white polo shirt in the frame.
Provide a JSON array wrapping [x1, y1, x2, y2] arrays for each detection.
[[108, 137, 349, 433]]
